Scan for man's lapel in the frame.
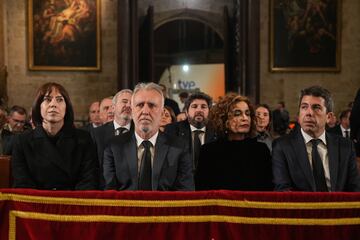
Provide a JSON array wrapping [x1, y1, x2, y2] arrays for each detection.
[[153, 133, 169, 190], [290, 131, 316, 191], [326, 133, 339, 191]]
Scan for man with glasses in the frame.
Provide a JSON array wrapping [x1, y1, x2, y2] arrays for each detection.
[[5, 105, 28, 133]]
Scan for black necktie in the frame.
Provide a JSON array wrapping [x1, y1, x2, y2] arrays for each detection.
[[344, 130, 350, 138], [139, 140, 152, 190], [193, 130, 203, 170], [115, 127, 127, 136], [310, 139, 328, 192]]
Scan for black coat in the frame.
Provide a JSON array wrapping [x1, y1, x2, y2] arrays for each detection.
[[195, 137, 273, 191], [12, 126, 99, 190], [0, 129, 13, 155]]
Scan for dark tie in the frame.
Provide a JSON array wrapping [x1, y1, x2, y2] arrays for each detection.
[[115, 127, 127, 136], [139, 140, 152, 190], [344, 130, 350, 138], [310, 139, 328, 192], [193, 130, 203, 170]]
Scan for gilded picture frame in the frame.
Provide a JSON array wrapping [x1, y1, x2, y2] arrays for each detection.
[[28, 0, 101, 71], [270, 0, 341, 72]]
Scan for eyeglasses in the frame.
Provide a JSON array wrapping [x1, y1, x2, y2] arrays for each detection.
[[11, 118, 26, 125]]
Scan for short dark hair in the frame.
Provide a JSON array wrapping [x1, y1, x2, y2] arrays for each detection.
[[32, 82, 74, 127], [299, 86, 334, 113], [184, 92, 212, 112], [9, 105, 27, 116], [339, 109, 351, 120]]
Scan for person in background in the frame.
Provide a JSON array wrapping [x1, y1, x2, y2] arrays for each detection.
[[195, 93, 273, 190], [93, 89, 133, 189], [165, 92, 217, 172], [81, 101, 101, 139], [159, 106, 176, 132], [179, 91, 189, 112], [159, 84, 180, 116], [272, 86, 360, 192], [255, 104, 273, 152], [328, 109, 351, 138], [83, 101, 102, 130], [99, 97, 114, 124], [5, 105, 28, 133], [12, 82, 98, 190], [326, 112, 338, 130], [272, 101, 290, 136], [103, 82, 194, 191], [176, 112, 187, 122]]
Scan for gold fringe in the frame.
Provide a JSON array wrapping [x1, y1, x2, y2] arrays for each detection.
[[1, 192, 360, 209]]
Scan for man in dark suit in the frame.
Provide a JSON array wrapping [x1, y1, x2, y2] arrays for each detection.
[[103, 82, 194, 191], [81, 101, 101, 138], [164, 92, 217, 171], [272, 86, 360, 192], [328, 109, 351, 138], [93, 89, 133, 189]]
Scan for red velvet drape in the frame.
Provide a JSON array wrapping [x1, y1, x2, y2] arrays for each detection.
[[0, 189, 359, 240]]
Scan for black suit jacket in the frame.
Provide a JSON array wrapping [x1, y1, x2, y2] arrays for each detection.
[[12, 126, 99, 190], [103, 131, 194, 191], [272, 129, 360, 192], [164, 120, 217, 168], [93, 121, 134, 189]]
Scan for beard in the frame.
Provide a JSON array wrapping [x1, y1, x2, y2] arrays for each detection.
[[188, 113, 208, 129]]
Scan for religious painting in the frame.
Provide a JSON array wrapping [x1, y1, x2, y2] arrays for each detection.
[[270, 0, 341, 72], [28, 0, 100, 71]]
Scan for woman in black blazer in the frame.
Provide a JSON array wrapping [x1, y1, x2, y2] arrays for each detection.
[[12, 82, 98, 190], [195, 93, 273, 191]]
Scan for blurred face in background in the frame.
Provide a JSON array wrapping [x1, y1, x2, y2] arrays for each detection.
[[160, 107, 173, 129], [8, 112, 26, 132], [99, 98, 114, 124], [113, 92, 132, 124], [89, 101, 101, 125], [255, 106, 270, 132]]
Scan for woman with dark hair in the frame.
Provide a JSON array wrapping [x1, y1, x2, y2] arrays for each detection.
[[159, 106, 176, 132], [195, 93, 273, 190], [12, 82, 98, 190], [255, 104, 273, 152]]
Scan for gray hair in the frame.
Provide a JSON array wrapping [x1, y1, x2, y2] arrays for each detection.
[[112, 89, 133, 105], [132, 82, 164, 107]]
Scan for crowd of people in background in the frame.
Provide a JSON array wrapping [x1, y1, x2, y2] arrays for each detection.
[[0, 82, 359, 192]]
